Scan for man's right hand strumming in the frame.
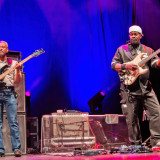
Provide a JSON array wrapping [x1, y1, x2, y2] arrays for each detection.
[[125, 63, 138, 71]]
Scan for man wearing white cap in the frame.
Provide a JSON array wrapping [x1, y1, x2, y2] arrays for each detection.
[[111, 25, 160, 148]]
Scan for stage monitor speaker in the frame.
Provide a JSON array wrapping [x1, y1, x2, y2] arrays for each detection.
[[3, 73, 26, 113], [2, 114, 27, 155]]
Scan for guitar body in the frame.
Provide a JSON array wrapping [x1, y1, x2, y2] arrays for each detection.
[[119, 53, 148, 85], [0, 65, 9, 75]]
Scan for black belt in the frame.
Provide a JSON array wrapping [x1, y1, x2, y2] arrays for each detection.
[[0, 86, 14, 90]]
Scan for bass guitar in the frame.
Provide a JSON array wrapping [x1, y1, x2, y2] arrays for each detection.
[[0, 49, 45, 80]]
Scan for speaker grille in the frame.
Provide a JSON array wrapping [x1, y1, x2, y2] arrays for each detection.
[[15, 73, 26, 112], [2, 114, 26, 155], [3, 73, 26, 113]]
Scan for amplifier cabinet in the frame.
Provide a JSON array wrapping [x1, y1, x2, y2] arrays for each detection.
[[41, 113, 95, 153], [2, 114, 27, 155], [27, 133, 39, 150], [3, 73, 26, 113], [15, 73, 26, 113], [27, 117, 38, 134], [89, 114, 129, 149], [27, 117, 39, 151]]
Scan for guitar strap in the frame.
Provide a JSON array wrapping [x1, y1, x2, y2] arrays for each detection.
[[7, 58, 13, 66]]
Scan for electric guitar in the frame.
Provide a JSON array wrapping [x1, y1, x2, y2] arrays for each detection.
[[0, 49, 45, 80], [119, 48, 160, 85]]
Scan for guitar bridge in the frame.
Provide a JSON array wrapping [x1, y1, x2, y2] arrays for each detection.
[[126, 70, 130, 75]]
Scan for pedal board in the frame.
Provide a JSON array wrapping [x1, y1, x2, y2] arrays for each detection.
[[74, 149, 107, 156], [110, 145, 152, 154]]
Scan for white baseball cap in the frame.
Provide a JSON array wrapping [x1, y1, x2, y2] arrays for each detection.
[[129, 25, 142, 34]]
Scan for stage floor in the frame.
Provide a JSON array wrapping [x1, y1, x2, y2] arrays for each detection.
[[2, 153, 160, 160]]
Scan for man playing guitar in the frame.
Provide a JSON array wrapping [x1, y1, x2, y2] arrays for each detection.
[[0, 41, 22, 157], [111, 25, 160, 149]]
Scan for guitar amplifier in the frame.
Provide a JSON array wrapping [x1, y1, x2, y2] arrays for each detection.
[[7, 51, 21, 61], [2, 51, 25, 113], [3, 73, 26, 113], [2, 114, 27, 155], [27, 117, 39, 151], [89, 114, 129, 149], [41, 113, 96, 153]]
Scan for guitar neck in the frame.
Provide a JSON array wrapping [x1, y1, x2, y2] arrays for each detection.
[[19, 55, 33, 66], [139, 49, 160, 66]]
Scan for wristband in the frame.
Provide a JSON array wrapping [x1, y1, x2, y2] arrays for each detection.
[[121, 64, 126, 70]]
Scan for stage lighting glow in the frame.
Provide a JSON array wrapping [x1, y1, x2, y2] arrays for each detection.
[[25, 91, 31, 97]]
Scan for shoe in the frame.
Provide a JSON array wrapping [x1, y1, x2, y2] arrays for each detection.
[[152, 141, 160, 148], [0, 152, 5, 157], [156, 141, 160, 146], [152, 141, 160, 152], [14, 150, 21, 157], [152, 146, 160, 152]]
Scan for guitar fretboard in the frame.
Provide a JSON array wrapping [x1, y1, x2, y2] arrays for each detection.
[[138, 49, 160, 66]]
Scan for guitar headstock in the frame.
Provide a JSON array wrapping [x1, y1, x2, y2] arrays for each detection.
[[32, 48, 45, 57]]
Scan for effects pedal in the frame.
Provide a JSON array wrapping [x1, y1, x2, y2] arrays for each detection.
[[74, 149, 107, 156], [110, 145, 152, 154]]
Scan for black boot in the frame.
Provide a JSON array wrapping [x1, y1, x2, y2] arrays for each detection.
[[0, 152, 5, 157]]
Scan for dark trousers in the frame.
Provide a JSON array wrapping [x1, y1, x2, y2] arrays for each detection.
[[121, 90, 160, 146]]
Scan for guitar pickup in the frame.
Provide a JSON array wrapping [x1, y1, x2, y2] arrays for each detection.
[[126, 70, 130, 75]]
